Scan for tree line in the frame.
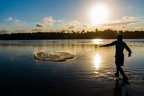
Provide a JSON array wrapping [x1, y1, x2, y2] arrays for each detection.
[[0, 29, 144, 40]]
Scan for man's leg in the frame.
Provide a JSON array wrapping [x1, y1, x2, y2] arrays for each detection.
[[117, 66, 128, 80], [117, 66, 125, 76], [115, 65, 119, 77]]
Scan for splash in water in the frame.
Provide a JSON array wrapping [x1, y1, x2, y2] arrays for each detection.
[[33, 51, 75, 62]]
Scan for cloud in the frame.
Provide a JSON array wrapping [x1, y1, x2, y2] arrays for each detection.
[[36, 23, 45, 27], [82, 24, 89, 28], [32, 28, 43, 32], [14, 19, 22, 23], [6, 17, 13, 21], [58, 19, 63, 22], [87, 16, 144, 31], [103, 20, 141, 26], [43, 16, 56, 26], [67, 25, 76, 29], [0, 28, 11, 34], [138, 26, 144, 30], [71, 20, 79, 24], [122, 26, 126, 28], [122, 16, 135, 21], [61, 20, 80, 30], [102, 16, 142, 27], [6, 17, 24, 25], [13, 30, 30, 33], [6, 17, 22, 23]]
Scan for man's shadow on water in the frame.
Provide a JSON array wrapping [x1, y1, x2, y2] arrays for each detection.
[[113, 79, 131, 96], [113, 79, 122, 96]]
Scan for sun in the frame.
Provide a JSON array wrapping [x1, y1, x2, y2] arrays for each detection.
[[90, 4, 108, 24]]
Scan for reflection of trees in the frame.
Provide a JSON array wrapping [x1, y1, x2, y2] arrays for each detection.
[[1, 29, 144, 40], [1, 43, 143, 50], [0, 43, 100, 52]]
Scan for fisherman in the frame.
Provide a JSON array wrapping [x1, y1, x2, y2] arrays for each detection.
[[100, 35, 132, 81]]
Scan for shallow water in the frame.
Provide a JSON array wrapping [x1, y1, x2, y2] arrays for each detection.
[[0, 39, 144, 96]]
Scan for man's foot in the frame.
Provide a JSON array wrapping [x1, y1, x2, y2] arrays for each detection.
[[115, 73, 119, 77], [122, 76, 130, 85], [123, 76, 128, 81]]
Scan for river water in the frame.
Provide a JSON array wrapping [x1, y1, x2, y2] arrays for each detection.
[[0, 39, 144, 96]]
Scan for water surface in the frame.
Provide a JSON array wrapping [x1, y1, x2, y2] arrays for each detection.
[[0, 39, 144, 96]]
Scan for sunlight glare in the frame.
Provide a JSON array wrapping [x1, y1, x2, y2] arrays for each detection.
[[92, 39, 102, 44], [93, 54, 101, 69], [90, 4, 108, 24]]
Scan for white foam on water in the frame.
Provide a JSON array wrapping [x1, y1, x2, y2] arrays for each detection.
[[33, 51, 75, 62]]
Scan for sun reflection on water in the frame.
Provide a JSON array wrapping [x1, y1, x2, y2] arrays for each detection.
[[92, 39, 102, 44], [93, 54, 101, 69]]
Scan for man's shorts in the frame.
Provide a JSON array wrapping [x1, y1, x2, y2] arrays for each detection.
[[115, 57, 124, 66]]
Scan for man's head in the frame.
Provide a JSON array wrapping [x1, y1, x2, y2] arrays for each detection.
[[117, 35, 123, 41]]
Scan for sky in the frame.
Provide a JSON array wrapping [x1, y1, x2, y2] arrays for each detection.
[[0, 0, 144, 33]]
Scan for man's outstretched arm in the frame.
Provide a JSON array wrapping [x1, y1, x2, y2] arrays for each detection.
[[100, 42, 115, 47]]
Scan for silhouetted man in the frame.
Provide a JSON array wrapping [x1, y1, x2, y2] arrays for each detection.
[[100, 35, 132, 81]]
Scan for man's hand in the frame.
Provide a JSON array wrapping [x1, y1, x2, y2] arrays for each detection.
[[100, 45, 104, 47], [128, 53, 131, 57]]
